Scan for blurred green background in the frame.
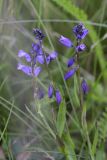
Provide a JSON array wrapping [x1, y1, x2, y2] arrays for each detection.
[[0, 0, 107, 159]]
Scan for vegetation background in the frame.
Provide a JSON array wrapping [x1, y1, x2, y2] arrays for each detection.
[[0, 0, 107, 160]]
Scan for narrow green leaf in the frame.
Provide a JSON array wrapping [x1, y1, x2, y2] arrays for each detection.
[[56, 100, 66, 137], [63, 133, 77, 160]]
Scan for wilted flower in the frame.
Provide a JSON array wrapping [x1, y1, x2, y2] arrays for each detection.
[[67, 57, 75, 67], [73, 23, 88, 40], [56, 90, 62, 105], [76, 44, 86, 52], [37, 88, 45, 99], [81, 79, 89, 94], [33, 28, 45, 40], [64, 67, 78, 80], [59, 35, 73, 48], [48, 85, 54, 98]]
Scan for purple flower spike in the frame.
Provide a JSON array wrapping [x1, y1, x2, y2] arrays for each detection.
[[36, 55, 44, 64], [67, 57, 75, 67], [64, 67, 78, 80], [59, 35, 73, 48], [73, 23, 88, 40], [56, 90, 62, 105], [76, 44, 86, 52], [17, 63, 32, 76], [34, 66, 42, 77], [81, 80, 89, 94], [48, 85, 54, 98], [33, 28, 45, 40], [18, 50, 31, 62]]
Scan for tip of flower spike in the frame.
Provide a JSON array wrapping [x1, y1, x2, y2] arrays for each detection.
[[59, 35, 73, 48], [33, 28, 45, 40], [73, 23, 88, 40]]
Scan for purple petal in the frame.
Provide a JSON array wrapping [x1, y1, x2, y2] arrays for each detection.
[[18, 50, 31, 62], [34, 66, 42, 77], [81, 80, 89, 94], [67, 57, 75, 67], [17, 63, 32, 76], [64, 68, 78, 80], [48, 85, 54, 98], [59, 35, 73, 48], [56, 90, 62, 105], [46, 56, 51, 65], [36, 55, 44, 64], [50, 51, 58, 60], [37, 88, 45, 99], [76, 44, 86, 52], [32, 43, 43, 55]]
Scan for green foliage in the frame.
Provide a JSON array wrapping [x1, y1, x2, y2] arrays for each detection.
[[56, 100, 66, 137], [97, 107, 107, 145]]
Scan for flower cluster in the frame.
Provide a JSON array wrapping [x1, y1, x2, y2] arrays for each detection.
[[17, 28, 62, 104], [59, 23, 89, 94]]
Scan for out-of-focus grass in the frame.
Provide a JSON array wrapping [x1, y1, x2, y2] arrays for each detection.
[[0, 0, 107, 159]]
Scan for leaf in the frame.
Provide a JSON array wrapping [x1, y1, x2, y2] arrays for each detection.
[[63, 133, 77, 160], [56, 100, 66, 137]]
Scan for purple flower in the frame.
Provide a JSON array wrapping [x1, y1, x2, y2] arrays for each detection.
[[81, 80, 89, 94], [59, 35, 73, 48], [37, 88, 44, 99], [76, 44, 86, 52], [34, 66, 42, 77], [50, 51, 58, 60], [46, 51, 58, 65], [56, 90, 62, 105], [48, 85, 54, 98], [17, 63, 41, 77], [73, 23, 88, 40], [18, 50, 31, 62], [32, 43, 43, 55], [64, 67, 78, 80], [17, 63, 32, 76], [33, 28, 45, 40], [67, 57, 75, 67], [36, 55, 44, 64]]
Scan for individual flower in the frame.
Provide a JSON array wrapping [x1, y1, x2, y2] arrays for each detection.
[[32, 43, 43, 55], [17, 63, 42, 77], [33, 28, 45, 40], [59, 35, 73, 48], [67, 57, 75, 67], [81, 79, 89, 94], [56, 90, 62, 105], [18, 50, 31, 62], [46, 51, 58, 64], [73, 23, 88, 40], [37, 88, 45, 99], [48, 85, 54, 98], [76, 44, 86, 52], [64, 67, 78, 80]]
